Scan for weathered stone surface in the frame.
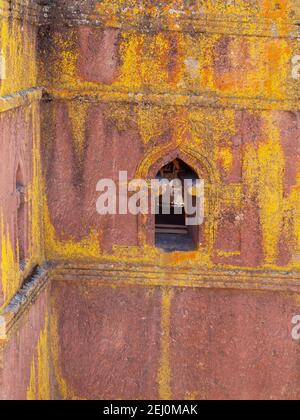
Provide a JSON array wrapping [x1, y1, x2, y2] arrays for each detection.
[[0, 283, 51, 400], [1, 0, 300, 400]]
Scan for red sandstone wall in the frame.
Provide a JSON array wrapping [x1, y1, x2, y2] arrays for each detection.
[[41, 101, 143, 251], [50, 279, 300, 400], [0, 0, 44, 309], [0, 102, 43, 309], [36, 2, 300, 399], [0, 284, 51, 400], [2, 0, 300, 401], [41, 101, 300, 268]]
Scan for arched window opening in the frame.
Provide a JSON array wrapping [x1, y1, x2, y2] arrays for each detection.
[[155, 159, 199, 252], [16, 166, 26, 270]]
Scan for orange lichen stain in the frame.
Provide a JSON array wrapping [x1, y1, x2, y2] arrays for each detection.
[[158, 288, 173, 400], [0, 103, 44, 309], [290, 0, 300, 18], [263, 40, 292, 98], [26, 314, 50, 400], [217, 148, 234, 173]]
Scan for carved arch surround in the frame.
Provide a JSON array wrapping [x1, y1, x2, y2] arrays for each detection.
[[135, 145, 219, 252]]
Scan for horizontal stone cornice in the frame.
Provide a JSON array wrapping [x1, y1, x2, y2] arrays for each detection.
[[46, 88, 300, 113]]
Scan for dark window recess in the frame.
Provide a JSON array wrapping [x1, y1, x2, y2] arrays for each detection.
[[155, 159, 199, 252]]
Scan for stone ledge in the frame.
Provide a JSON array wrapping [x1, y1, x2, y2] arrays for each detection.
[[0, 266, 49, 344], [0, 88, 43, 114]]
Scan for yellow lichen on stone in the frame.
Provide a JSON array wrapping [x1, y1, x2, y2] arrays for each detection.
[[50, 310, 69, 400], [37, 316, 51, 400], [158, 288, 172, 400], [261, 0, 290, 20], [116, 33, 144, 91], [94, 0, 289, 22], [43, 202, 100, 261], [67, 101, 89, 160], [242, 113, 286, 267], [51, 30, 79, 89], [50, 307, 83, 400], [28, 102, 45, 266], [285, 173, 300, 265], [26, 314, 50, 401], [27, 360, 37, 400], [0, 3, 37, 96], [0, 211, 19, 308]]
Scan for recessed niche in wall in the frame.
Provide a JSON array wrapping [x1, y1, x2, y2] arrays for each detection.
[[155, 158, 200, 252], [16, 165, 26, 270]]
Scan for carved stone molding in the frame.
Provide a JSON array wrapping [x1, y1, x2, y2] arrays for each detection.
[[0, 0, 41, 25]]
